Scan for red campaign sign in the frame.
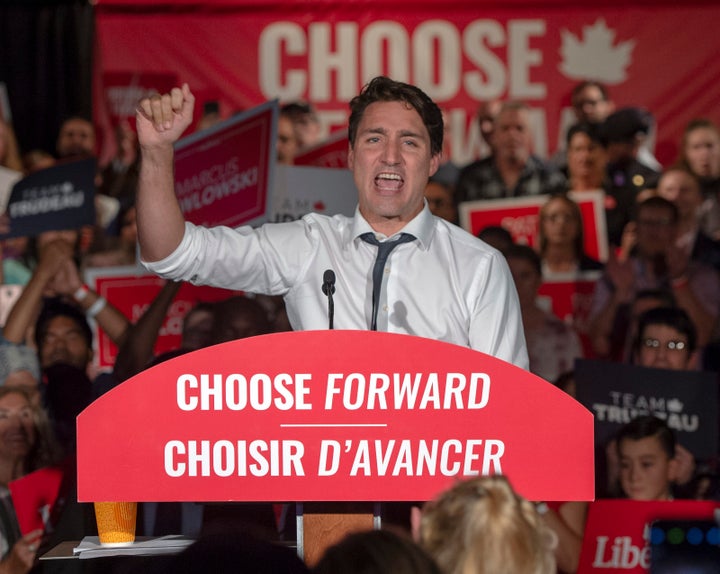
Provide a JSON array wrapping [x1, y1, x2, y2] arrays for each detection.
[[460, 191, 608, 261], [77, 331, 594, 503], [95, 5, 720, 168], [173, 102, 276, 228], [538, 276, 600, 359], [8, 466, 64, 535], [92, 273, 241, 368], [577, 499, 720, 573], [294, 130, 349, 169]]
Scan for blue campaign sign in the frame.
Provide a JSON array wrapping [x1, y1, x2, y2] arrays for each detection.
[[2, 158, 96, 238], [575, 358, 718, 460]]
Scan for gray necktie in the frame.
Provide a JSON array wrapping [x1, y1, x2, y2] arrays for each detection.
[[360, 232, 415, 331]]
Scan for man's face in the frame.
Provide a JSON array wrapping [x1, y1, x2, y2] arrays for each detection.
[[424, 181, 457, 223], [684, 127, 720, 179], [506, 256, 541, 307], [276, 116, 298, 165], [493, 108, 532, 164], [57, 118, 96, 158], [567, 131, 607, 183], [39, 316, 92, 370], [636, 323, 691, 371], [476, 99, 502, 147], [635, 206, 677, 258], [572, 85, 613, 123], [348, 101, 440, 235], [657, 170, 703, 223]]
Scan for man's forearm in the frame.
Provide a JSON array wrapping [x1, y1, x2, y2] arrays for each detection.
[[137, 145, 187, 262]]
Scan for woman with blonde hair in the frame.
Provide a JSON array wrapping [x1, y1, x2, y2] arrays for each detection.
[[419, 475, 557, 574], [0, 387, 60, 574]]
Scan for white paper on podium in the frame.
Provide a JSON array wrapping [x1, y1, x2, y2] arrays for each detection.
[[73, 535, 194, 559]]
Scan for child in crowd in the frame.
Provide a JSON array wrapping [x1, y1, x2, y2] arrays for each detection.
[[615, 415, 679, 501]]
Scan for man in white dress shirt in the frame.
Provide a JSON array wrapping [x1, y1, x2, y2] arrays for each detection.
[[135, 77, 528, 369]]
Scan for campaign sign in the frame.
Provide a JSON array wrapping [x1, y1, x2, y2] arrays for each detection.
[[577, 500, 720, 573], [87, 267, 241, 368], [537, 274, 601, 357], [9, 466, 64, 535], [1, 158, 96, 239], [293, 130, 349, 169], [173, 100, 276, 228], [459, 190, 608, 262], [574, 359, 718, 459], [270, 165, 357, 223], [77, 331, 594, 503]]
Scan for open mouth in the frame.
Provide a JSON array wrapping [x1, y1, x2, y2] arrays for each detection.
[[375, 172, 404, 192]]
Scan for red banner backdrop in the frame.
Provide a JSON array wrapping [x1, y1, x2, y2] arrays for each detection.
[[77, 330, 594, 503], [95, 1, 720, 167]]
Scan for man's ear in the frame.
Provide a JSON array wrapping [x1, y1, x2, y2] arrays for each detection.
[[347, 143, 354, 170], [428, 153, 441, 178]]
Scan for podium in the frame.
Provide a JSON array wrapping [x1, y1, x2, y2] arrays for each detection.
[[77, 330, 594, 562]]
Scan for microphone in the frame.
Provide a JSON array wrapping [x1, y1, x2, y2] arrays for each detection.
[[322, 269, 336, 330]]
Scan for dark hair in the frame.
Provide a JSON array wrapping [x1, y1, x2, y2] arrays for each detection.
[[616, 415, 676, 460], [633, 288, 677, 309], [633, 306, 697, 356], [34, 298, 93, 351], [477, 225, 513, 254], [634, 196, 679, 225], [314, 529, 442, 574], [571, 81, 610, 107], [538, 193, 585, 259], [210, 296, 272, 345], [280, 101, 317, 121], [566, 121, 603, 148], [504, 244, 542, 277], [348, 76, 443, 156]]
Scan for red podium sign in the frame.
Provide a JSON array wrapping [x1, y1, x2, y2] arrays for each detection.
[[77, 331, 594, 503]]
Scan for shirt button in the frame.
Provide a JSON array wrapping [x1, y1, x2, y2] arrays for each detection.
[[383, 305, 389, 312], [384, 267, 390, 274]]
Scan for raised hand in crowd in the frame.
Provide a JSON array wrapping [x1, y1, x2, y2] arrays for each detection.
[[0, 529, 43, 574]]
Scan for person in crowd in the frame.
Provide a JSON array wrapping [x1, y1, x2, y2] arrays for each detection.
[[20, 150, 54, 174], [677, 119, 720, 240], [617, 288, 677, 363], [599, 108, 661, 246], [98, 119, 139, 208], [615, 415, 679, 501], [565, 122, 608, 193], [0, 120, 22, 172], [0, 344, 40, 406], [505, 244, 583, 382], [474, 98, 502, 158], [135, 78, 527, 366], [587, 196, 719, 359], [538, 194, 603, 279], [277, 108, 300, 165], [313, 529, 442, 574], [423, 175, 457, 224], [456, 101, 567, 201], [1, 232, 130, 366], [477, 225, 514, 255], [631, 306, 697, 371], [418, 475, 557, 574], [281, 101, 322, 150], [0, 387, 59, 574], [55, 116, 95, 159], [656, 166, 720, 272]]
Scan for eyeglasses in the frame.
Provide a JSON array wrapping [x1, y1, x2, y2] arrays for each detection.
[[636, 218, 674, 228], [642, 338, 687, 351]]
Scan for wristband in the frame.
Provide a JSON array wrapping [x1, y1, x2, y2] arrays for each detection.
[[73, 285, 90, 302], [86, 297, 107, 318]]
